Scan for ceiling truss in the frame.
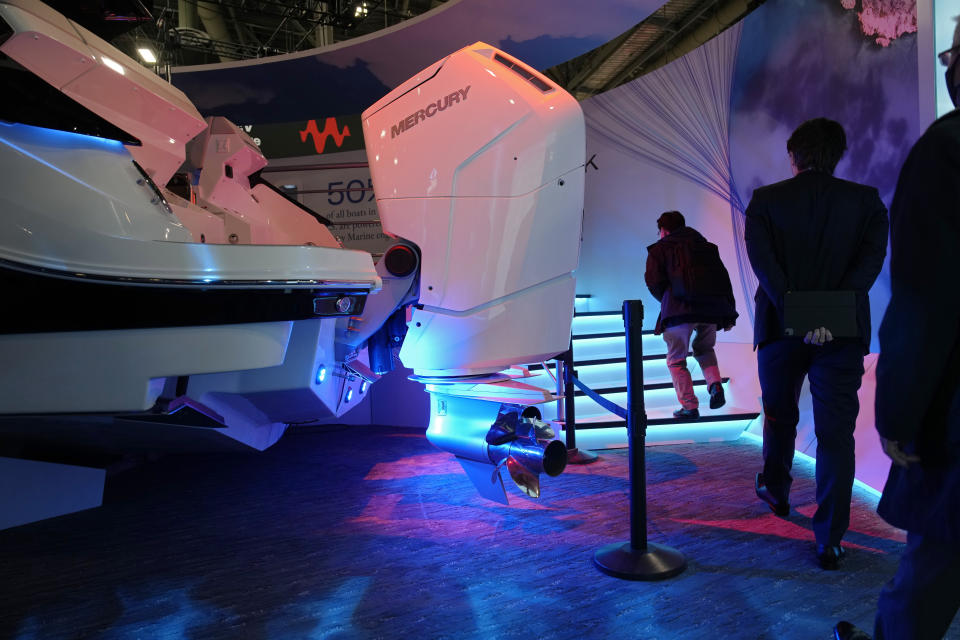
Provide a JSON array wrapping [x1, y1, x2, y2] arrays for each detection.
[[100, 0, 764, 100]]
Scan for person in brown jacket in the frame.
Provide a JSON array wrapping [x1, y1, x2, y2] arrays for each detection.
[[645, 210, 738, 420]]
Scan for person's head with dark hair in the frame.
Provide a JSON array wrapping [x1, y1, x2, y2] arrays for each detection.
[[941, 15, 960, 106], [786, 118, 848, 175], [657, 210, 685, 237]]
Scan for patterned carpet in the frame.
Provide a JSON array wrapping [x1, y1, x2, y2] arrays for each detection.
[[1, 425, 956, 640]]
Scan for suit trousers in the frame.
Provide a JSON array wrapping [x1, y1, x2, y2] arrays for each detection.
[[757, 338, 864, 546], [875, 532, 960, 639]]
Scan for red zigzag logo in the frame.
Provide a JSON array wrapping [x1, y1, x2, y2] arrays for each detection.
[[299, 117, 351, 154]]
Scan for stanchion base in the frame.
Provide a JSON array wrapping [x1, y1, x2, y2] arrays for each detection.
[[566, 447, 599, 465], [593, 541, 687, 581]]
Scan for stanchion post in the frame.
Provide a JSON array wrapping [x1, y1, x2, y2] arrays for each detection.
[[555, 356, 565, 429], [562, 343, 576, 450], [561, 339, 597, 465], [592, 299, 686, 580], [625, 300, 648, 551]]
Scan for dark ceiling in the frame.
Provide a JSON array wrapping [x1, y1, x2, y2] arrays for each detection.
[[108, 1, 451, 66], [62, 0, 765, 101]]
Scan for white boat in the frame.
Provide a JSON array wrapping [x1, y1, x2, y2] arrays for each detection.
[[0, 1, 585, 527], [0, 0, 385, 454]]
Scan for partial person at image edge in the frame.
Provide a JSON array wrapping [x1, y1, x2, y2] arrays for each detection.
[[835, 17, 960, 640]]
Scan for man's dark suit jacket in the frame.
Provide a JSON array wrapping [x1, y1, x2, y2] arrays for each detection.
[[876, 110, 960, 543], [744, 170, 889, 349]]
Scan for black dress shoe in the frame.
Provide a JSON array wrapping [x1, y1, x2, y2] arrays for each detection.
[[817, 544, 846, 570], [708, 382, 726, 409], [673, 407, 700, 419], [834, 620, 871, 640], [755, 473, 790, 516]]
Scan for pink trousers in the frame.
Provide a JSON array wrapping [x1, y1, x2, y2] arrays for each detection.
[[662, 322, 723, 410]]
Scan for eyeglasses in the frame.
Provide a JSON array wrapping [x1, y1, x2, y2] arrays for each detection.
[[939, 44, 960, 67]]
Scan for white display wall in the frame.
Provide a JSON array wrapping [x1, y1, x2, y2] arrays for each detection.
[[578, 24, 752, 347]]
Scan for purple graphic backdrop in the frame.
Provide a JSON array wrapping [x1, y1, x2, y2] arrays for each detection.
[[730, 0, 920, 352], [171, 0, 659, 124], [731, 0, 918, 207]]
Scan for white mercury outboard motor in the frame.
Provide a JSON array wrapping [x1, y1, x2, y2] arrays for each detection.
[[363, 42, 585, 503]]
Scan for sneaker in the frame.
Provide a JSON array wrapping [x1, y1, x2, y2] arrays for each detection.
[[708, 382, 726, 409], [673, 407, 699, 419]]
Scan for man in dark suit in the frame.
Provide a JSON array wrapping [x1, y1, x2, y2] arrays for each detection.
[[645, 211, 738, 419], [744, 118, 888, 570], [835, 23, 960, 640]]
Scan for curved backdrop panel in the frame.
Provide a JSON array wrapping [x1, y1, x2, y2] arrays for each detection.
[[170, 0, 659, 123], [580, 23, 750, 340], [577, 0, 920, 490], [579, 0, 919, 353]]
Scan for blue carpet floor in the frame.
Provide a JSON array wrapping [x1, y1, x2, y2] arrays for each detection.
[[1, 425, 955, 640]]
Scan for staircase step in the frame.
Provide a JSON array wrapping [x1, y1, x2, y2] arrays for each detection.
[[572, 310, 653, 325], [573, 385, 740, 418], [572, 311, 656, 339], [527, 352, 682, 371], [573, 310, 620, 317], [555, 410, 759, 429], [572, 331, 625, 340], [568, 334, 665, 360], [555, 411, 760, 448], [575, 377, 729, 396], [516, 367, 711, 393], [572, 313, 627, 336]]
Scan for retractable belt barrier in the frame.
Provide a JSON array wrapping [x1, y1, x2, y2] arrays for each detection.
[[567, 374, 627, 419]]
